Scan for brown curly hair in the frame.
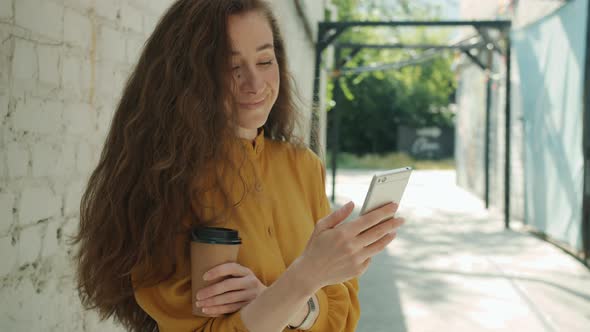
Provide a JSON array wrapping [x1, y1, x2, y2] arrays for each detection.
[[71, 0, 305, 331]]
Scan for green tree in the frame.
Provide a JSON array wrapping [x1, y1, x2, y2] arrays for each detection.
[[326, 0, 457, 155]]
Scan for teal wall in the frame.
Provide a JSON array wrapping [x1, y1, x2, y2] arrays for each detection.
[[513, 0, 588, 251]]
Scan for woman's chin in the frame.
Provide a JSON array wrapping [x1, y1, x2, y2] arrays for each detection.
[[239, 109, 271, 128]]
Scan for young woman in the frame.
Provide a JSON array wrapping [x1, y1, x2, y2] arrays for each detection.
[[73, 0, 404, 331]]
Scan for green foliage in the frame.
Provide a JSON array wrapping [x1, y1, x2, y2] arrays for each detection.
[[326, 151, 456, 170], [326, 0, 458, 155]]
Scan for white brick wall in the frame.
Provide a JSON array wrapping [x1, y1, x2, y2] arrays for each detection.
[[41, 220, 60, 258], [76, 141, 95, 173], [62, 55, 85, 100], [12, 39, 37, 80], [18, 223, 43, 265], [0, 235, 17, 277], [0, 94, 8, 120], [0, 28, 11, 90], [0, 193, 14, 235], [37, 45, 61, 86], [0, 0, 326, 330], [18, 186, 61, 226], [1, 0, 175, 328], [15, 0, 64, 41], [99, 25, 126, 63], [12, 98, 63, 134], [126, 37, 145, 64], [93, 0, 121, 21], [65, 180, 84, 216], [121, 3, 143, 33], [0, 0, 12, 21], [64, 8, 92, 50], [63, 102, 96, 135], [32, 142, 61, 177], [6, 142, 29, 178]]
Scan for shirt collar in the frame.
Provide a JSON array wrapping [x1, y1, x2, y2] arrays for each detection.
[[239, 127, 265, 157]]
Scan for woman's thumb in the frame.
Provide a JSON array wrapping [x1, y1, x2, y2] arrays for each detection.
[[315, 201, 355, 232]]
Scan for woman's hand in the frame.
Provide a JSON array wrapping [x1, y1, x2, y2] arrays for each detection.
[[296, 201, 404, 291], [195, 263, 267, 316]]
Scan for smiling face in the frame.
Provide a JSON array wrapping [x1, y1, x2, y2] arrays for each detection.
[[227, 11, 280, 140]]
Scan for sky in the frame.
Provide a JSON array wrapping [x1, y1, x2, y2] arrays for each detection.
[[421, 0, 461, 19]]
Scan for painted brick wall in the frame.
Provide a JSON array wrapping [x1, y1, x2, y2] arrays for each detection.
[[0, 0, 326, 330]]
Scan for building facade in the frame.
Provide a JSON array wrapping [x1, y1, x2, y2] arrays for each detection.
[[455, 0, 588, 255]]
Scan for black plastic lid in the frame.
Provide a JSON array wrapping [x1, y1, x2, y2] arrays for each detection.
[[191, 227, 242, 245]]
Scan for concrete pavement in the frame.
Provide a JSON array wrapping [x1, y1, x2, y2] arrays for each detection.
[[326, 170, 590, 332]]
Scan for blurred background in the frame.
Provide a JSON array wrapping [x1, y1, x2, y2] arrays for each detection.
[[1, 0, 589, 331]]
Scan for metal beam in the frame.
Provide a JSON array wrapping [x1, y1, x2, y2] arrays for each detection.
[[310, 25, 325, 153], [331, 47, 343, 203], [485, 49, 493, 209], [318, 27, 346, 53], [320, 20, 512, 29], [339, 50, 441, 75], [309, 19, 512, 154], [336, 42, 484, 50], [504, 34, 512, 229], [337, 46, 362, 69], [476, 27, 505, 56], [462, 49, 488, 71], [582, 0, 590, 264]]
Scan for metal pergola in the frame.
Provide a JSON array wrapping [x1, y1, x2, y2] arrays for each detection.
[[582, 2, 590, 264], [308, 20, 513, 227]]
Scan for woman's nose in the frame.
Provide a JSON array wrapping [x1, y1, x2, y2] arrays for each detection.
[[241, 67, 265, 95]]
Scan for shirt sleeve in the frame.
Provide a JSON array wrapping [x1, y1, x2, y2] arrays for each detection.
[[132, 234, 251, 332], [307, 150, 361, 332]]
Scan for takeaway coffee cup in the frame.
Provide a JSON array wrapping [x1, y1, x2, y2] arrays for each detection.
[[191, 226, 242, 316]]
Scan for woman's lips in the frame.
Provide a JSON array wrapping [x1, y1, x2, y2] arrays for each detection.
[[239, 95, 267, 110]]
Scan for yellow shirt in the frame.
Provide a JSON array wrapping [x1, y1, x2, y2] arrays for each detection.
[[132, 129, 360, 331]]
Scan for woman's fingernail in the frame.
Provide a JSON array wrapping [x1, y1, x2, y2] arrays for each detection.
[[203, 273, 209, 281], [202, 308, 209, 314], [195, 301, 202, 307]]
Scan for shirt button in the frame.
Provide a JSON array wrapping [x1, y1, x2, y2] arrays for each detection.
[[267, 227, 272, 236]]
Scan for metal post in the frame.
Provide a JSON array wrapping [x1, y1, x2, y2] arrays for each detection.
[[322, 20, 511, 29], [582, 1, 590, 263], [504, 33, 512, 229], [310, 25, 325, 154], [485, 49, 493, 209], [331, 47, 342, 203]]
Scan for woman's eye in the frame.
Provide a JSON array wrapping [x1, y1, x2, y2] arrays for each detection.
[[258, 60, 273, 66], [232, 66, 240, 71]]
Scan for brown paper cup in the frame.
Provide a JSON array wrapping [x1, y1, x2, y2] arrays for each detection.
[[191, 227, 241, 317]]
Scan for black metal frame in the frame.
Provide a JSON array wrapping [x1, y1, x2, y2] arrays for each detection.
[[311, 20, 511, 153], [504, 34, 512, 229], [336, 42, 484, 50], [463, 49, 488, 71], [311, 20, 513, 229], [485, 49, 493, 209], [330, 47, 343, 203], [582, 1, 590, 264]]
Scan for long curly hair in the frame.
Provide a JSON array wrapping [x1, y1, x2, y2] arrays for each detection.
[[71, 0, 304, 331]]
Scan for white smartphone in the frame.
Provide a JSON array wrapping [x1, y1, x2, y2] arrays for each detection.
[[359, 167, 413, 216]]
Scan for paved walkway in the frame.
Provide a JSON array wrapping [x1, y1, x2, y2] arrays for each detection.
[[326, 170, 590, 332]]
